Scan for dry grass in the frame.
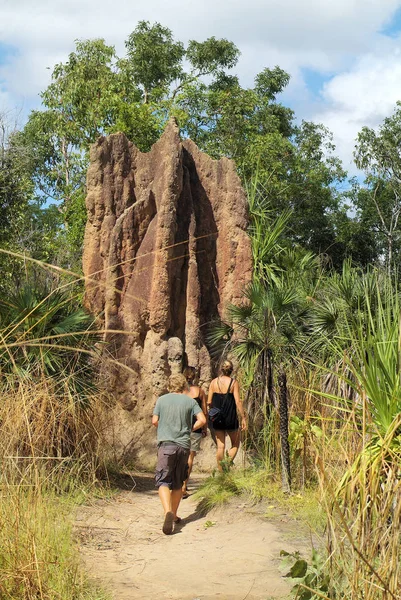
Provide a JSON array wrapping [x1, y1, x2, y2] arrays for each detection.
[[0, 487, 109, 600], [315, 409, 401, 600], [0, 380, 110, 488], [0, 381, 112, 600]]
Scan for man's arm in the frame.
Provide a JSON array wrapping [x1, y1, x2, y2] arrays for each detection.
[[152, 399, 160, 427], [192, 410, 206, 431]]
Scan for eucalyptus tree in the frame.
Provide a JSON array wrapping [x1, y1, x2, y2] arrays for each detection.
[[21, 38, 135, 262], [19, 21, 350, 268], [355, 103, 401, 272], [0, 112, 39, 288]]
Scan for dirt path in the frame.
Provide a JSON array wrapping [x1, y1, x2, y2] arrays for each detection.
[[76, 473, 310, 600]]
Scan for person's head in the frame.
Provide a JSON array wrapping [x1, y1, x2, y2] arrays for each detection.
[[168, 373, 189, 393], [183, 366, 196, 385], [220, 359, 234, 376]]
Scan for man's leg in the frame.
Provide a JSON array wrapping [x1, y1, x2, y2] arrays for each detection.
[[227, 429, 241, 463], [155, 445, 175, 534], [158, 484, 172, 514], [158, 485, 175, 535], [215, 429, 226, 471], [171, 488, 183, 520], [172, 446, 190, 522]]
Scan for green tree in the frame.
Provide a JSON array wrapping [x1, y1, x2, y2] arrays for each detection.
[[21, 39, 139, 266], [124, 21, 185, 103], [21, 25, 241, 262], [0, 119, 29, 243], [331, 191, 379, 268], [0, 113, 39, 288], [21, 22, 351, 268], [287, 122, 347, 264], [176, 66, 292, 159], [355, 103, 401, 272], [242, 121, 349, 265]]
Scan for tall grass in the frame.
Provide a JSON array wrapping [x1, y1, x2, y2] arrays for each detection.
[[311, 275, 401, 599], [0, 263, 113, 599], [0, 486, 109, 600], [0, 380, 109, 488], [0, 380, 111, 600]]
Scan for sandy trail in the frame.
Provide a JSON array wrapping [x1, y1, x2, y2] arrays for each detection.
[[76, 473, 309, 600]]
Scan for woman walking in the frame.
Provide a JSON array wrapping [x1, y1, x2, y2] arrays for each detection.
[[182, 366, 207, 498], [208, 360, 247, 470]]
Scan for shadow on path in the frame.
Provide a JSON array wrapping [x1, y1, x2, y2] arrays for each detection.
[[104, 471, 155, 493]]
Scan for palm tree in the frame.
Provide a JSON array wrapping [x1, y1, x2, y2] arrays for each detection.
[[0, 281, 97, 403], [210, 249, 319, 490], [211, 173, 323, 490]]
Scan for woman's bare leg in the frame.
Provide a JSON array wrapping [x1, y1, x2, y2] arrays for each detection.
[[215, 429, 226, 470], [182, 451, 196, 494], [227, 429, 241, 463]]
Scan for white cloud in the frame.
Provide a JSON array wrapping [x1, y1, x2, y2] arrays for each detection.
[[2, 0, 401, 172], [1, 0, 400, 94], [3, 0, 398, 51], [313, 34, 401, 171]]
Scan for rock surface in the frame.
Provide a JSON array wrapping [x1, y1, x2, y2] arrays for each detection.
[[82, 119, 252, 462]]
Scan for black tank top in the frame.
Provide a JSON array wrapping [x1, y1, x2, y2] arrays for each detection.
[[211, 379, 239, 431]]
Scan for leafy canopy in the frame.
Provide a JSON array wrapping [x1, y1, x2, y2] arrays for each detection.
[[18, 20, 353, 268]]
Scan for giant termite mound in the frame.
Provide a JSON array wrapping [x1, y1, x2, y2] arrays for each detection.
[[83, 119, 252, 464]]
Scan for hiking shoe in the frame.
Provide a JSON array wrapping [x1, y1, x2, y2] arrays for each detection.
[[162, 511, 174, 535]]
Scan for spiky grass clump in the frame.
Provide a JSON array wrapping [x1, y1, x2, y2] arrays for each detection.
[[193, 471, 242, 511], [194, 468, 325, 533]]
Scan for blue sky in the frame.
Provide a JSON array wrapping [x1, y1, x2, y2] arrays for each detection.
[[382, 5, 401, 35], [2, 0, 401, 172]]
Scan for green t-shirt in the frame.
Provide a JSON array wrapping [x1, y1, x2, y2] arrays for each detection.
[[153, 392, 202, 449]]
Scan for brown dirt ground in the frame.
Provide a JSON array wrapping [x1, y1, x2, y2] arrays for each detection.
[[75, 473, 311, 600]]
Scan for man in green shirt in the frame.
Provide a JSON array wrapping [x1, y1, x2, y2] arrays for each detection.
[[152, 373, 206, 535]]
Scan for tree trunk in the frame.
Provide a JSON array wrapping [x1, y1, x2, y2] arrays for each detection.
[[265, 349, 277, 466], [278, 369, 291, 493], [267, 349, 275, 409], [387, 232, 393, 275]]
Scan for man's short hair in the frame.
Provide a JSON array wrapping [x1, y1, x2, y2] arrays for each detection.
[[168, 373, 189, 393]]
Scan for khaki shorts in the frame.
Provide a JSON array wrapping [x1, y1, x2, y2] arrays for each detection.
[[190, 432, 202, 452], [155, 443, 189, 490]]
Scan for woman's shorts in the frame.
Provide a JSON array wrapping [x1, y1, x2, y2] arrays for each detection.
[[190, 432, 202, 452]]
